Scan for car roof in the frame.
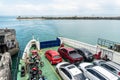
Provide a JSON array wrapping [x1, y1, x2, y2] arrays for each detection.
[[61, 47, 75, 52], [93, 66, 119, 80], [65, 64, 82, 76], [47, 50, 59, 56], [106, 61, 120, 70]]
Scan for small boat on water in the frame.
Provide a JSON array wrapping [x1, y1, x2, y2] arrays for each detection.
[[17, 37, 120, 80], [17, 37, 43, 80]]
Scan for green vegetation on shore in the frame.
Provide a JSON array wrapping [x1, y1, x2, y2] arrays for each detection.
[[17, 16, 120, 20]]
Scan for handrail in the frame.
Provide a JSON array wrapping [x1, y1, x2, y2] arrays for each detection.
[[59, 37, 97, 54], [97, 38, 120, 49], [98, 45, 120, 64]]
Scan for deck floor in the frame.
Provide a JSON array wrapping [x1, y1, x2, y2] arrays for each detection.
[[17, 46, 62, 80], [39, 46, 61, 80]]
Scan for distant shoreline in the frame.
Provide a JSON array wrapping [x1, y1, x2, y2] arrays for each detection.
[[16, 16, 120, 20]]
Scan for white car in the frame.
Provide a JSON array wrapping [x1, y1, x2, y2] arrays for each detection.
[[56, 62, 88, 80], [93, 60, 120, 77], [78, 62, 120, 80]]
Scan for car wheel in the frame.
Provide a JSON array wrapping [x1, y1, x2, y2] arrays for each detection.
[[45, 55, 47, 58], [56, 68, 59, 74]]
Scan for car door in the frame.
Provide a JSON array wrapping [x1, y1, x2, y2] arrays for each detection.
[[59, 68, 72, 80], [59, 48, 64, 57], [47, 53, 52, 61]]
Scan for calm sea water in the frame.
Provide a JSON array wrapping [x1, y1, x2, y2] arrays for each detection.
[[0, 16, 120, 77]]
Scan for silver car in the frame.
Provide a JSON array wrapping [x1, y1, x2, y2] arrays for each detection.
[[93, 60, 120, 77], [56, 62, 88, 80], [78, 62, 120, 80]]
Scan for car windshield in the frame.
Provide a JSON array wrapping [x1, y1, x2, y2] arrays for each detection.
[[81, 48, 92, 56], [53, 55, 61, 59], [69, 51, 81, 58], [61, 63, 70, 67], [85, 50, 92, 56], [68, 65, 75, 69], [69, 50, 77, 54], [85, 65, 94, 69], [74, 73, 86, 80]]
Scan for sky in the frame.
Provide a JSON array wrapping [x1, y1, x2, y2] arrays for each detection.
[[0, 0, 120, 16]]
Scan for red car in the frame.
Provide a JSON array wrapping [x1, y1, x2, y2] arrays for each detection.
[[45, 50, 62, 64], [58, 47, 83, 63]]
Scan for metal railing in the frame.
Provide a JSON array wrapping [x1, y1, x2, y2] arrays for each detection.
[[97, 38, 120, 50], [97, 38, 120, 64], [58, 37, 97, 54], [59, 37, 120, 64], [99, 45, 120, 64], [112, 51, 120, 64]]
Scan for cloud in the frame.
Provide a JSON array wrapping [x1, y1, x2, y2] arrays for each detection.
[[0, 0, 120, 16]]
